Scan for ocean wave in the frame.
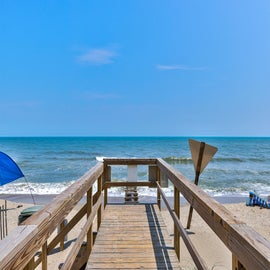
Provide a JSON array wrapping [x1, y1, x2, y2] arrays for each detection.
[[163, 156, 246, 164], [212, 157, 243, 162], [164, 156, 269, 164], [1, 180, 269, 199], [163, 157, 193, 164], [48, 156, 96, 161], [0, 181, 75, 195], [203, 183, 270, 197], [64, 157, 96, 161], [44, 150, 92, 156], [212, 157, 269, 163]]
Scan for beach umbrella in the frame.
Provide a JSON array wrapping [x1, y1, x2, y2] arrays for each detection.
[[0, 152, 24, 186]]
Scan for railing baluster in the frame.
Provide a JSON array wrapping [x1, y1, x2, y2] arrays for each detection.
[[157, 167, 161, 210], [87, 187, 93, 256], [41, 241, 47, 270], [1, 158, 269, 270], [23, 258, 35, 270], [174, 186, 180, 260], [232, 255, 246, 270], [97, 176, 102, 230], [59, 220, 65, 251]]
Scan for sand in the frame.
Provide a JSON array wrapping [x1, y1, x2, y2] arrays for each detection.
[[161, 203, 270, 270], [0, 196, 269, 270]]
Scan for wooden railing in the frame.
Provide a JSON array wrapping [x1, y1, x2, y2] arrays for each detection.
[[156, 158, 270, 270], [0, 158, 270, 270], [0, 162, 104, 270], [103, 158, 270, 270]]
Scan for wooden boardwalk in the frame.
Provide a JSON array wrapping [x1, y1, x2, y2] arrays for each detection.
[[86, 204, 182, 270]]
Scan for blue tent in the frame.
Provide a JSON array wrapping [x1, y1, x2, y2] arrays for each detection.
[[0, 152, 24, 186]]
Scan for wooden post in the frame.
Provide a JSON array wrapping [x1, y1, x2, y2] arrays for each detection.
[[149, 165, 160, 208], [5, 201, 7, 237], [157, 167, 161, 210], [87, 187, 93, 256], [97, 176, 102, 230], [104, 165, 111, 207], [174, 187, 180, 260], [23, 258, 35, 270], [232, 255, 247, 270], [186, 171, 200, 229], [59, 220, 66, 251], [0, 205, 2, 240], [42, 241, 48, 270], [104, 188, 108, 207], [187, 142, 205, 229]]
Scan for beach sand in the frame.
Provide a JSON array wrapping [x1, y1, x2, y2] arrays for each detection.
[[161, 202, 270, 270], [0, 196, 269, 270]]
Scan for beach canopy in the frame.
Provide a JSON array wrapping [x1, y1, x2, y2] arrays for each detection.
[[0, 151, 24, 186]]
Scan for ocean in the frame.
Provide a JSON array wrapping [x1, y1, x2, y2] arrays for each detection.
[[0, 137, 269, 198]]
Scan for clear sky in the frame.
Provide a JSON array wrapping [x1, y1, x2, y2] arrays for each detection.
[[1, 1, 270, 137]]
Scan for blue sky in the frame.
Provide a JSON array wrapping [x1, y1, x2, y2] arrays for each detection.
[[1, 1, 270, 136]]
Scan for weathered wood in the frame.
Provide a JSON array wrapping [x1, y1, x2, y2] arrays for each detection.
[[0, 225, 38, 270], [1, 157, 270, 270], [86, 204, 181, 270], [104, 187, 108, 207], [157, 158, 270, 270], [41, 242, 47, 270], [232, 255, 246, 270], [157, 183, 208, 270], [59, 220, 65, 251], [87, 187, 93, 258], [105, 165, 111, 182], [174, 186, 180, 260], [105, 181, 157, 188], [97, 176, 102, 230], [103, 165, 111, 206], [60, 195, 102, 270], [8, 163, 103, 270], [104, 158, 157, 165], [148, 165, 157, 182], [23, 258, 35, 270], [46, 204, 87, 256], [187, 141, 205, 229], [229, 223, 269, 270], [157, 166, 161, 210]]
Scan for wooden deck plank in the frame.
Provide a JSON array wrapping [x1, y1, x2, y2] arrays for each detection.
[[86, 204, 181, 270]]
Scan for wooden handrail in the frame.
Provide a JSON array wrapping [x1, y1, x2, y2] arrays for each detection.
[[157, 183, 208, 270], [0, 158, 270, 270], [0, 163, 103, 270], [0, 225, 38, 269], [157, 158, 270, 270], [60, 195, 103, 270], [103, 158, 157, 165], [104, 181, 157, 188]]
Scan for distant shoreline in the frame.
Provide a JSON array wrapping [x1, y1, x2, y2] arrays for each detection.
[[0, 193, 247, 206]]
